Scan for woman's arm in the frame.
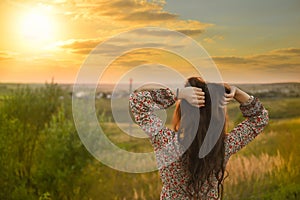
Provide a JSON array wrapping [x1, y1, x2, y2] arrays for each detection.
[[224, 86, 251, 104], [129, 88, 176, 137], [129, 87, 205, 137], [224, 87, 269, 160]]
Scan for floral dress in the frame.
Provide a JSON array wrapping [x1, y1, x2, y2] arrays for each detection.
[[129, 88, 269, 200]]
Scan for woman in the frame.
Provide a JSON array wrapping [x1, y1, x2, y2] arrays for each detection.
[[129, 77, 269, 199]]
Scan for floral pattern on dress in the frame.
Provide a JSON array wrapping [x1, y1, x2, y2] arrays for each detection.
[[129, 88, 269, 200]]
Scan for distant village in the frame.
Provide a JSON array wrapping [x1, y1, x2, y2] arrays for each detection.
[[237, 83, 300, 98], [72, 89, 129, 99], [70, 82, 300, 100], [0, 82, 299, 101]]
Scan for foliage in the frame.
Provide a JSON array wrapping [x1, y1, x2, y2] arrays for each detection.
[[0, 83, 92, 199], [0, 83, 299, 199]]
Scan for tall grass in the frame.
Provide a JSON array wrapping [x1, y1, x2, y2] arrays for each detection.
[[1, 83, 299, 199], [96, 117, 300, 200], [223, 117, 300, 200]]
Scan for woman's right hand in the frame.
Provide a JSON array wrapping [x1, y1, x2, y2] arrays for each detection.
[[224, 85, 237, 105], [178, 87, 205, 107], [224, 86, 252, 105]]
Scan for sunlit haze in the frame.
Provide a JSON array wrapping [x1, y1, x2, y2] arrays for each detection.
[[0, 0, 299, 84]]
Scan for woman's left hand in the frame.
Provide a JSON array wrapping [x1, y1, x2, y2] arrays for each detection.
[[178, 87, 205, 107]]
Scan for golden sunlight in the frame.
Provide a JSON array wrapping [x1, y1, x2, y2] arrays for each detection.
[[19, 8, 55, 43]]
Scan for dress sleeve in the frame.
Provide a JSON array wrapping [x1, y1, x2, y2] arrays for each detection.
[[224, 97, 269, 160], [129, 88, 176, 137]]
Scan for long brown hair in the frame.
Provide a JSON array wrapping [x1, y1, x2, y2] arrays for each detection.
[[173, 77, 230, 199]]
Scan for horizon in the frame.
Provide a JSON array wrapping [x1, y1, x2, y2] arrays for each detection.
[[1, 80, 299, 85]]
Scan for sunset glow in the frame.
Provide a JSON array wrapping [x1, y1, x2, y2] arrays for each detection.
[[20, 11, 54, 42], [0, 0, 299, 83]]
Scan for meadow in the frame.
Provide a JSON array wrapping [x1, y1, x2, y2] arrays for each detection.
[[0, 82, 299, 200]]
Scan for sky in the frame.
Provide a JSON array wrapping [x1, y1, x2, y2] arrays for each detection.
[[0, 0, 299, 84]]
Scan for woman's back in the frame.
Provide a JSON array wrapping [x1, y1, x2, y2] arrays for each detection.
[[129, 80, 268, 199]]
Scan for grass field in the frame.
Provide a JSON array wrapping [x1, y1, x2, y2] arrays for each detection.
[[0, 83, 299, 199], [93, 96, 300, 199]]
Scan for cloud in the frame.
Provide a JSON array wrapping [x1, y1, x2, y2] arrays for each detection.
[[91, 42, 185, 57], [114, 59, 148, 67], [121, 10, 178, 22], [251, 48, 300, 63], [56, 35, 186, 56], [49, 0, 210, 36], [0, 55, 12, 61], [264, 63, 300, 71], [70, 49, 92, 55], [177, 29, 204, 36], [203, 35, 224, 44], [249, 48, 300, 61], [55, 39, 102, 54], [87, 0, 170, 22], [123, 49, 161, 57], [112, 49, 162, 67], [212, 56, 259, 65], [0, 51, 17, 61], [129, 28, 184, 37], [128, 27, 208, 39], [203, 38, 215, 44], [56, 0, 174, 23], [214, 47, 300, 65], [271, 48, 300, 55], [111, 0, 149, 9], [59, 39, 101, 49], [213, 47, 300, 78], [42, 0, 211, 56], [9, 0, 211, 42]]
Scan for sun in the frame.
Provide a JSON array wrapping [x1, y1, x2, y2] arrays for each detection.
[[19, 9, 55, 43]]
